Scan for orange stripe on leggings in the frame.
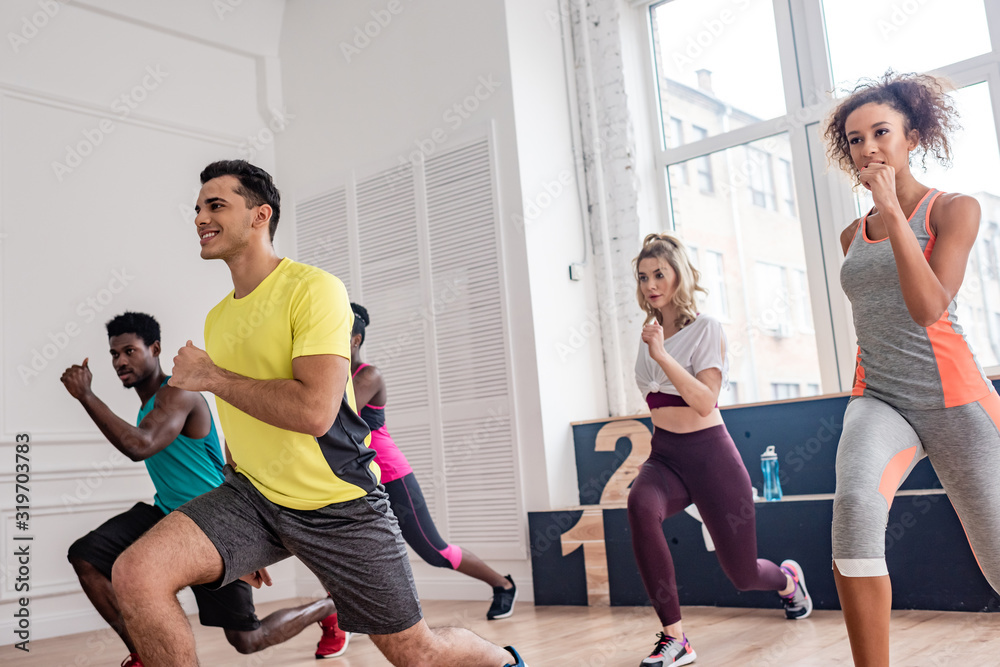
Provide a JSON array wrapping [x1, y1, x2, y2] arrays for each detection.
[[878, 446, 919, 510], [953, 392, 1000, 576]]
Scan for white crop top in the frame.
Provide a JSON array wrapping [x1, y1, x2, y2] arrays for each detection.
[[634, 314, 729, 400]]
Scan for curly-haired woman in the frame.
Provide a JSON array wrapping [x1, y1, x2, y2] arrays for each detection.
[[826, 71, 1000, 666]]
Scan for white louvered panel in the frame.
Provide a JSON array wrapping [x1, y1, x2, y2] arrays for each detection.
[[384, 421, 440, 525], [295, 188, 352, 294], [424, 139, 523, 557], [440, 412, 522, 548], [425, 140, 508, 405], [355, 165, 430, 412]]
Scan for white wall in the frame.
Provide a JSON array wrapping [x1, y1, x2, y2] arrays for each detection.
[[0, 0, 298, 647], [276, 0, 611, 600], [504, 0, 609, 509]]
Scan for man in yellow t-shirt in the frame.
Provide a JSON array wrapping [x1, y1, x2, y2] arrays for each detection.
[[110, 160, 529, 667]]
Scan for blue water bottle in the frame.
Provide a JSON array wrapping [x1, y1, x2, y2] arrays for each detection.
[[761, 445, 783, 502]]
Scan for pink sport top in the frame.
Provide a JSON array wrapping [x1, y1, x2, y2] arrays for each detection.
[[352, 364, 413, 483]]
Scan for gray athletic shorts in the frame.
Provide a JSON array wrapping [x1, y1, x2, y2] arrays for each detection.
[[176, 465, 423, 635]]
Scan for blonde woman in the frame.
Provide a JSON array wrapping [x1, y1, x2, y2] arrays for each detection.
[[628, 233, 811, 666]]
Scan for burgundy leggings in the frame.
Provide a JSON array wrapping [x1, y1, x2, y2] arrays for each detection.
[[626, 424, 787, 626]]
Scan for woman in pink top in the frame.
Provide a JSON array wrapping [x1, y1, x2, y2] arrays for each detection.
[[349, 303, 517, 620]]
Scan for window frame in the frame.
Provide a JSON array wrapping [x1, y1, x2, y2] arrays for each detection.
[[779, 157, 796, 216], [633, 0, 1000, 401]]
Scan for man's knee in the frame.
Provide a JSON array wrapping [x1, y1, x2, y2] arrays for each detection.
[[111, 546, 153, 600], [371, 622, 438, 667], [225, 629, 261, 655]]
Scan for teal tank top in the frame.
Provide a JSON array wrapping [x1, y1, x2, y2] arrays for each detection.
[[137, 378, 225, 514]]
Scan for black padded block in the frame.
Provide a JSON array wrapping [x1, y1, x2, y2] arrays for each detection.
[[528, 510, 589, 606]]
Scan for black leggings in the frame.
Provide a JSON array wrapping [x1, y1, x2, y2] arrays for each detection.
[[627, 425, 786, 626], [384, 473, 463, 570]]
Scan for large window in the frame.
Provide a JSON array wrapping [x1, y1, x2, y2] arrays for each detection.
[[643, 0, 1000, 402], [822, 0, 992, 92]]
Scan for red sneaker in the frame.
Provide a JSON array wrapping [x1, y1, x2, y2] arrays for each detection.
[[315, 612, 352, 659], [121, 653, 144, 667]]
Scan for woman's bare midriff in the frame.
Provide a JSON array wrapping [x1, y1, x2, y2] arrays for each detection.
[[650, 405, 725, 433]]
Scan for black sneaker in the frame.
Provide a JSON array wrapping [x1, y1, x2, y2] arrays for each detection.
[[487, 575, 517, 620], [503, 645, 528, 666], [780, 559, 813, 619]]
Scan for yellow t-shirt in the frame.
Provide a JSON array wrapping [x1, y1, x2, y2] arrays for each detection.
[[204, 258, 379, 509]]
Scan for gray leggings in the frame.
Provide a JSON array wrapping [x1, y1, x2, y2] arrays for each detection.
[[833, 394, 1000, 592]]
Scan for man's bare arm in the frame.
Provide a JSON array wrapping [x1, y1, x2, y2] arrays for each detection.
[[169, 342, 348, 437], [61, 359, 192, 461]]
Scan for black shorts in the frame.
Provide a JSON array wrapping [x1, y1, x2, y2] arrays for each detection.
[[68, 501, 260, 632], [177, 465, 423, 636]]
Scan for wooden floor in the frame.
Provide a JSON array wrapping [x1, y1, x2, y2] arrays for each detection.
[[10, 598, 1000, 666]]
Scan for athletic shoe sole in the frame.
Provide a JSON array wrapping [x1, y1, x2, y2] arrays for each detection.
[[781, 559, 813, 620], [489, 588, 518, 620], [641, 649, 697, 666], [316, 631, 352, 659]]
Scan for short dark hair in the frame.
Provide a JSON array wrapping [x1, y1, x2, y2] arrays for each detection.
[[106, 312, 160, 347], [351, 303, 370, 345], [200, 160, 281, 241]]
